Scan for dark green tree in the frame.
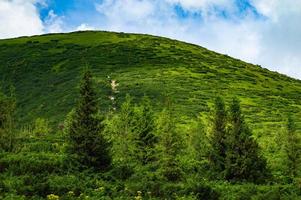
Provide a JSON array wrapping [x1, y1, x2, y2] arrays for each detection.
[[284, 115, 300, 179], [224, 98, 268, 183], [209, 97, 228, 176], [67, 70, 111, 171]]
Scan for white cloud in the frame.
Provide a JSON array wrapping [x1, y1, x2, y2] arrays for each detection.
[[95, 0, 156, 31], [250, 0, 301, 22], [96, 0, 155, 19], [165, 0, 235, 14], [43, 10, 64, 33], [76, 23, 96, 31], [197, 19, 262, 62], [249, 0, 301, 78], [0, 1, 65, 38], [0, 0, 44, 38]]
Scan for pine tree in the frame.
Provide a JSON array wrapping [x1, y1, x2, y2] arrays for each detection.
[[156, 99, 184, 182], [134, 96, 157, 164], [112, 94, 137, 164], [284, 115, 300, 179], [209, 97, 228, 176], [110, 95, 157, 165], [106, 95, 138, 179], [187, 116, 209, 175], [67, 70, 111, 171], [224, 98, 268, 183]]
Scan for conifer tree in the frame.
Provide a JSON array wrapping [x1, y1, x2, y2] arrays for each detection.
[[284, 115, 300, 179], [156, 99, 184, 182], [135, 96, 157, 163], [187, 116, 209, 175], [106, 95, 138, 179], [67, 69, 111, 171], [110, 95, 157, 165], [224, 98, 268, 183], [112, 95, 137, 165], [209, 97, 228, 176]]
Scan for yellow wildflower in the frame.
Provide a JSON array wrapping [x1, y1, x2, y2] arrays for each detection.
[[47, 194, 59, 200]]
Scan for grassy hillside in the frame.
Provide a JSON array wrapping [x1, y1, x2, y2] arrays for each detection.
[[0, 31, 300, 131], [1, 31, 301, 199]]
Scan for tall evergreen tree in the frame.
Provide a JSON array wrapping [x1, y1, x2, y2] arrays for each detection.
[[209, 97, 228, 176], [105, 95, 138, 179], [67, 70, 111, 171], [110, 95, 157, 165], [224, 98, 268, 183], [134, 96, 157, 164], [284, 115, 300, 179], [156, 99, 184, 182], [112, 95, 137, 165]]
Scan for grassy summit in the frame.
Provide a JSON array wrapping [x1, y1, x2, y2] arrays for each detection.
[[0, 31, 300, 131]]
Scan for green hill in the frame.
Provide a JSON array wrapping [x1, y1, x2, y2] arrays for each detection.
[[1, 31, 301, 199], [0, 31, 300, 131]]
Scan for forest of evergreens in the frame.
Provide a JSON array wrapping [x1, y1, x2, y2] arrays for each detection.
[[0, 69, 300, 200]]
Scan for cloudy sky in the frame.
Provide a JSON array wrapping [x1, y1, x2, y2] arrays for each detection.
[[0, 0, 300, 79]]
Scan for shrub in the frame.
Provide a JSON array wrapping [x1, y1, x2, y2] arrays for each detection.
[[33, 118, 52, 137]]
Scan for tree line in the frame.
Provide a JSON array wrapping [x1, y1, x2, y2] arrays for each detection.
[[62, 70, 300, 184], [0, 69, 300, 192]]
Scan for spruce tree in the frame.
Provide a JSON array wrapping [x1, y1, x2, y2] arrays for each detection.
[[156, 99, 183, 182], [284, 115, 300, 179], [224, 98, 268, 183], [209, 97, 228, 176], [111, 95, 157, 165], [188, 116, 209, 175], [107, 95, 137, 179], [135, 96, 157, 164], [113, 95, 137, 164], [67, 70, 111, 171]]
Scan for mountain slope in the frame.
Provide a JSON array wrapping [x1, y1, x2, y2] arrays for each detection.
[[0, 31, 300, 134]]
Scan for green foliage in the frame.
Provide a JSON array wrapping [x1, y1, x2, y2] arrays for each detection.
[[0, 152, 65, 175], [212, 182, 301, 200], [134, 96, 157, 164], [0, 88, 17, 152], [284, 115, 300, 180], [224, 98, 269, 183], [67, 70, 111, 171], [32, 118, 52, 137], [183, 117, 210, 175], [62, 109, 76, 136], [156, 99, 184, 182], [106, 95, 137, 179], [209, 97, 228, 178]]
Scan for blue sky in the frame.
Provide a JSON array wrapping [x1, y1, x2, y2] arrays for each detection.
[[0, 0, 301, 79], [37, 0, 264, 30]]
